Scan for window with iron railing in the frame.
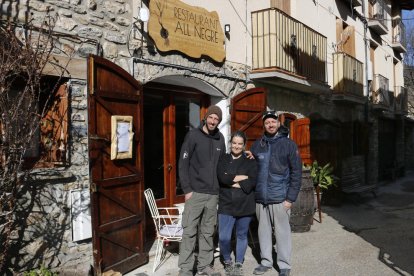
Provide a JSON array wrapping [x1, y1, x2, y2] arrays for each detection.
[[392, 19, 406, 47], [368, 0, 388, 30], [372, 74, 390, 106], [332, 52, 363, 96], [394, 86, 408, 113]]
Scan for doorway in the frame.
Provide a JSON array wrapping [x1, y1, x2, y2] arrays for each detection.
[[143, 84, 209, 208]]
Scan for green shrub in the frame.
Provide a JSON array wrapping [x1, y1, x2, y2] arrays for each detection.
[[309, 160, 337, 190], [23, 265, 58, 276]]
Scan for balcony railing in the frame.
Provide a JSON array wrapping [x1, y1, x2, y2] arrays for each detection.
[[252, 8, 327, 83], [368, 0, 388, 35], [391, 19, 407, 52], [371, 74, 390, 108], [394, 86, 408, 114], [342, 0, 362, 7], [332, 53, 363, 97]]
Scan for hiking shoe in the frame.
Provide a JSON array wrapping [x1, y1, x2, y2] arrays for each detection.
[[232, 262, 243, 276], [223, 261, 233, 276], [279, 269, 290, 276], [253, 264, 272, 275], [197, 265, 222, 276]]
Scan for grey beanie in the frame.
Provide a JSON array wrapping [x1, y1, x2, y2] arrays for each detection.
[[204, 105, 223, 122]]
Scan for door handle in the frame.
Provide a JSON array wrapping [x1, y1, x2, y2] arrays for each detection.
[[167, 164, 173, 172]]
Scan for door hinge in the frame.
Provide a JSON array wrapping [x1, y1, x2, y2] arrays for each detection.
[[90, 183, 97, 193]]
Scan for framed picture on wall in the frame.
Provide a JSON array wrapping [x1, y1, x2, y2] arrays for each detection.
[[111, 115, 134, 160]]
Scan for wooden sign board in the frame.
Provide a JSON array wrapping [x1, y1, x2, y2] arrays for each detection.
[[148, 0, 226, 62]]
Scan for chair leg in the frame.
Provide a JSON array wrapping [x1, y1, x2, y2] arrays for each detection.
[[153, 238, 164, 272]]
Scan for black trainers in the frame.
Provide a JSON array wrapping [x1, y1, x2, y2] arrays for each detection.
[[279, 269, 290, 276], [223, 261, 233, 276], [253, 264, 272, 275], [197, 265, 222, 276], [232, 262, 243, 276]]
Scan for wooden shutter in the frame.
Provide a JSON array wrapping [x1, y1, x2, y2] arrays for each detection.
[[39, 83, 68, 166], [290, 118, 311, 165]]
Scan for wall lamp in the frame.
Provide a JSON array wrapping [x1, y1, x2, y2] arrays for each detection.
[[137, 7, 149, 22], [224, 24, 231, 34]]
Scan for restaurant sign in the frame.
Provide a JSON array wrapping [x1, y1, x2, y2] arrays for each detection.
[[148, 0, 226, 62]]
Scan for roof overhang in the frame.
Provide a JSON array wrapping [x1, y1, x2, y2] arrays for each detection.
[[250, 70, 330, 95], [399, 0, 414, 10]]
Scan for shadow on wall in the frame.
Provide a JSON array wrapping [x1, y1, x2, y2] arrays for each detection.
[[323, 173, 414, 275], [1, 174, 77, 275]]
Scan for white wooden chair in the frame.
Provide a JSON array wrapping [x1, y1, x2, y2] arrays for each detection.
[[144, 188, 183, 272]]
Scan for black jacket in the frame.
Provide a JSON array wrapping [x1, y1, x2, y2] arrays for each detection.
[[178, 124, 225, 195], [251, 126, 302, 205], [217, 153, 257, 217]]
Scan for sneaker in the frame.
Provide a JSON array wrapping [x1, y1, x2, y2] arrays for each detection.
[[197, 265, 222, 276], [232, 262, 243, 276], [253, 264, 272, 275], [223, 261, 233, 276], [279, 269, 290, 276]]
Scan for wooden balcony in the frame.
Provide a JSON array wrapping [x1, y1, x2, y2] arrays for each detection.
[[391, 19, 407, 53], [252, 8, 327, 84], [371, 74, 390, 110], [332, 53, 364, 102], [394, 86, 408, 114], [368, 0, 388, 35]]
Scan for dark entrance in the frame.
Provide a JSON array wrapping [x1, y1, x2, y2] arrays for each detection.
[[143, 83, 209, 208]]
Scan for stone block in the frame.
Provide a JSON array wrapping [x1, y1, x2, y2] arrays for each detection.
[[104, 32, 127, 44], [78, 26, 103, 39]]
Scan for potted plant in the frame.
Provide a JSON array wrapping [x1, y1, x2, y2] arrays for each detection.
[[308, 160, 337, 222], [310, 160, 336, 191]]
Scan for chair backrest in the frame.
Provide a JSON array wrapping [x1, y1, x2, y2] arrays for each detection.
[[144, 188, 159, 218]]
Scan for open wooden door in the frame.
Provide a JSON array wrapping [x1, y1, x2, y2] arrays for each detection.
[[231, 88, 267, 149], [87, 55, 147, 274], [290, 118, 311, 165]]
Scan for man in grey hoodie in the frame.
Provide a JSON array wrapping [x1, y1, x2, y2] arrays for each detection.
[[178, 105, 225, 276]]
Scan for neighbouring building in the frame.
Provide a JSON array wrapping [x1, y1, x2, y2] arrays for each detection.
[[1, 0, 413, 274]]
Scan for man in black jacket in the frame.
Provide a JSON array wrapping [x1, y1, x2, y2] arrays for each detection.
[[250, 111, 302, 276], [178, 105, 225, 276]]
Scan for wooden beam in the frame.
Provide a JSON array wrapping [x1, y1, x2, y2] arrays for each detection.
[[43, 55, 87, 80]]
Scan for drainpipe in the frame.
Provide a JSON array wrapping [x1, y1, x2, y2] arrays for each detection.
[[361, 1, 370, 122], [361, 0, 373, 190]]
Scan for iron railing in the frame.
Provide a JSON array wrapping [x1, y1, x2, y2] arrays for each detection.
[[369, 0, 388, 30], [371, 74, 390, 107], [332, 53, 363, 97], [394, 86, 408, 113], [392, 19, 407, 48]]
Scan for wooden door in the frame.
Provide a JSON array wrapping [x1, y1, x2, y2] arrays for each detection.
[[290, 118, 311, 165], [231, 88, 267, 149], [87, 55, 147, 274]]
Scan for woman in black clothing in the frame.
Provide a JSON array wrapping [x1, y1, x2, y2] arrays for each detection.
[[217, 131, 257, 276]]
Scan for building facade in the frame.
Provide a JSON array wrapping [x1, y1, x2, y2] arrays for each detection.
[[1, 0, 413, 274]]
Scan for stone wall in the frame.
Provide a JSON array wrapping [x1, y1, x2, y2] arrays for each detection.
[[2, 1, 249, 273], [6, 80, 92, 275], [2, 0, 250, 97]]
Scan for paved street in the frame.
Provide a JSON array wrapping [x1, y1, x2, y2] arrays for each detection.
[[126, 170, 414, 276]]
